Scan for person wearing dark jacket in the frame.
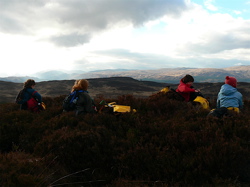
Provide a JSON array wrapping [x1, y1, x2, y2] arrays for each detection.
[[16, 79, 42, 110], [71, 79, 96, 115], [176, 74, 203, 102]]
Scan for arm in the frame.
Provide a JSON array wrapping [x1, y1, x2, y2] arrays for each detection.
[[177, 85, 196, 93], [217, 99, 220, 108], [216, 93, 221, 108], [33, 91, 42, 103], [83, 94, 95, 113], [238, 94, 243, 109]]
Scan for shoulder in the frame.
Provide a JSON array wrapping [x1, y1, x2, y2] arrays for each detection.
[[78, 90, 89, 95], [78, 90, 89, 94], [235, 91, 242, 97], [25, 88, 36, 94], [79, 91, 90, 97]]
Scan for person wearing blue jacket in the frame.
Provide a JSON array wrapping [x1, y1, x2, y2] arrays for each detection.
[[70, 79, 97, 115], [217, 76, 243, 112], [16, 79, 42, 110]]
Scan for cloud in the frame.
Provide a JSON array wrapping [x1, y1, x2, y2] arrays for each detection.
[[49, 33, 91, 47], [72, 48, 249, 71], [204, 0, 218, 11], [71, 49, 177, 71], [1, 0, 250, 76], [167, 7, 250, 56], [48, 0, 187, 28], [0, 0, 188, 47]]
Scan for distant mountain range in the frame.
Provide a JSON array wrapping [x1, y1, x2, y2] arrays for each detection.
[[1, 65, 250, 83]]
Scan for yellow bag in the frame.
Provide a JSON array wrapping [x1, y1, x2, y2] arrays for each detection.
[[227, 107, 240, 113], [193, 96, 210, 110], [160, 86, 170, 93], [108, 102, 136, 113]]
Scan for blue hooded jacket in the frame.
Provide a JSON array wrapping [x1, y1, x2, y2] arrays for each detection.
[[217, 84, 243, 109]]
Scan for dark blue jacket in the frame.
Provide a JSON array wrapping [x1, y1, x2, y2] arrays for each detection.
[[17, 88, 42, 109]]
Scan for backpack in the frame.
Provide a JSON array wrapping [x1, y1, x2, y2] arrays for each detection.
[[16, 89, 45, 112], [207, 107, 229, 118], [193, 96, 210, 110], [26, 91, 39, 112], [15, 89, 26, 104], [160, 86, 185, 101], [63, 90, 84, 111]]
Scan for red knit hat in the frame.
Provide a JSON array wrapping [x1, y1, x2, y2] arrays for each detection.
[[225, 76, 237, 88]]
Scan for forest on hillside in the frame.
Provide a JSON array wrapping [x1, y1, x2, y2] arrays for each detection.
[[0, 92, 249, 186]]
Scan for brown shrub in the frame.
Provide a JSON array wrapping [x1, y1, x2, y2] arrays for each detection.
[[0, 94, 249, 186]]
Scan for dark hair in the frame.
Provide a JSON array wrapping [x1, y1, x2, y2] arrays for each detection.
[[24, 79, 36, 88], [181, 74, 194, 83]]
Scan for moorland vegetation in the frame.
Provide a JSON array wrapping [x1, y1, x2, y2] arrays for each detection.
[[0, 91, 249, 186]]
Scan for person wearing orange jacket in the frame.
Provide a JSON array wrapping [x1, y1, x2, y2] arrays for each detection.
[[176, 74, 203, 102]]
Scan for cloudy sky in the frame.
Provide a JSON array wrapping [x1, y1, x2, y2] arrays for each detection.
[[1, 0, 250, 76]]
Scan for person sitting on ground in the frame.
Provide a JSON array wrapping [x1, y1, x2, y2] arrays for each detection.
[[71, 79, 97, 115], [16, 79, 42, 110], [176, 74, 203, 102], [217, 76, 243, 113]]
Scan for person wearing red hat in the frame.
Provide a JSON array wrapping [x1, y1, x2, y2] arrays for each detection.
[[217, 76, 243, 112]]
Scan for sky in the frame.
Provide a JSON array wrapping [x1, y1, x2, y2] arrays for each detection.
[[1, 0, 250, 77]]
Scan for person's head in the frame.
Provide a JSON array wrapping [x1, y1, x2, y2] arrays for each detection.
[[72, 79, 89, 91], [24, 79, 36, 88], [73, 79, 79, 86], [181, 74, 194, 85], [225, 76, 237, 88]]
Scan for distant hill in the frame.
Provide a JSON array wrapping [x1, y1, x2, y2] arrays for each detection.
[[0, 76, 42, 83], [1, 65, 250, 83], [73, 66, 250, 83], [1, 76, 250, 104]]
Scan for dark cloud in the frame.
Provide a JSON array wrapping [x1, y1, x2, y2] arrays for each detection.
[[52, 0, 187, 29], [0, 0, 188, 46], [49, 33, 91, 47], [0, 0, 48, 33]]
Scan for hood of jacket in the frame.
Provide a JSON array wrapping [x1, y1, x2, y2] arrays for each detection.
[[219, 84, 238, 96]]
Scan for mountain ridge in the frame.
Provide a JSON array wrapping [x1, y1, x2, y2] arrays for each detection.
[[1, 65, 250, 83]]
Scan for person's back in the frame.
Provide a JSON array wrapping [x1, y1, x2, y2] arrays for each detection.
[[208, 76, 243, 118], [217, 76, 243, 109], [16, 79, 42, 111], [70, 79, 96, 115], [76, 91, 96, 115]]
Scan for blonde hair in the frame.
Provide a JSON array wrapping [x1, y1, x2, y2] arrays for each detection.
[[71, 79, 89, 92]]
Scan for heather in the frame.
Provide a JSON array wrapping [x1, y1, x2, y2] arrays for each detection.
[[0, 93, 249, 186]]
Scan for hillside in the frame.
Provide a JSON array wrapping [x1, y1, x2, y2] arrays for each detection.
[[0, 77, 166, 104], [1, 77, 250, 104]]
